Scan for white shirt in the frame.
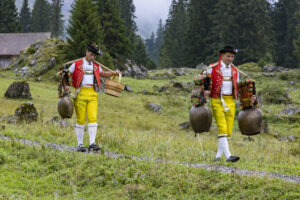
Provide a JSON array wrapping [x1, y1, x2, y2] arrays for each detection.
[[204, 61, 239, 95], [68, 58, 103, 87]]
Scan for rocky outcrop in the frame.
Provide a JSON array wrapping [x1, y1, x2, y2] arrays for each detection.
[[15, 102, 38, 123], [195, 63, 208, 69], [281, 106, 300, 115], [121, 59, 148, 79], [4, 81, 32, 99], [8, 38, 67, 79], [0, 103, 39, 124], [263, 65, 288, 72]]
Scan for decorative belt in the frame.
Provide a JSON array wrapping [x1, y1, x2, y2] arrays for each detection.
[[84, 70, 93, 75], [223, 76, 232, 81], [82, 84, 94, 87]]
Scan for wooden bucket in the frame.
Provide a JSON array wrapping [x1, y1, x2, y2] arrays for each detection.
[[105, 74, 125, 97]]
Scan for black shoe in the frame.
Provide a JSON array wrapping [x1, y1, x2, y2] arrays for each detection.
[[76, 144, 87, 152], [226, 155, 240, 162], [213, 157, 221, 162], [88, 143, 100, 152]]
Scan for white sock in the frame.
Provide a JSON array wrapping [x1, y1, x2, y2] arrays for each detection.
[[88, 123, 98, 145], [75, 124, 85, 146], [216, 138, 223, 158], [220, 137, 231, 159]]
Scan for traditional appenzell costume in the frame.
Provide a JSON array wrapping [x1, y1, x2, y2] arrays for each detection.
[[64, 43, 102, 152], [202, 46, 241, 162]]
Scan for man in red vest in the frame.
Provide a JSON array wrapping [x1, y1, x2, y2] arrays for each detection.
[[66, 43, 119, 152], [201, 46, 255, 162]]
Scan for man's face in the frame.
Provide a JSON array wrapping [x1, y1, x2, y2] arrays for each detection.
[[221, 52, 235, 65], [86, 50, 97, 62]]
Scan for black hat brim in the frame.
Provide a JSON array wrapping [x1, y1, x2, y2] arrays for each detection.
[[87, 47, 101, 55]]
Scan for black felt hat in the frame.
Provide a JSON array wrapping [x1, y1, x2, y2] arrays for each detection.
[[219, 45, 237, 54], [87, 43, 102, 55]]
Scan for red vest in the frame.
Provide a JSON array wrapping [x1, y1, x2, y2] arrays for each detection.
[[72, 59, 101, 89], [209, 62, 238, 98]]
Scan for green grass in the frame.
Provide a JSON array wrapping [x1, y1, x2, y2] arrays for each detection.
[[0, 67, 299, 198], [0, 141, 299, 199]]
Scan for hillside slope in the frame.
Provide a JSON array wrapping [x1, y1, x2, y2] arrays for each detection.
[[0, 65, 299, 198]]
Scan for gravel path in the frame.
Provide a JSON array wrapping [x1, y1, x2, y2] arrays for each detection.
[[0, 135, 299, 184]]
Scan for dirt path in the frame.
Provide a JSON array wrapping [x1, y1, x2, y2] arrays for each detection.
[[0, 135, 299, 184]]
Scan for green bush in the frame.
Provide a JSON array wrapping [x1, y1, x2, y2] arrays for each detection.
[[259, 85, 291, 104], [257, 52, 274, 67], [279, 73, 289, 80], [26, 47, 36, 55]]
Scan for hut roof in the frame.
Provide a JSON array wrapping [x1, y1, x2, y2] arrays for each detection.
[[0, 32, 51, 56]]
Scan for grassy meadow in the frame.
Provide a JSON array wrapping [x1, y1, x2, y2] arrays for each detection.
[[0, 66, 299, 199]]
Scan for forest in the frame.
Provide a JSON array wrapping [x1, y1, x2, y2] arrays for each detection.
[[1, 0, 300, 69]]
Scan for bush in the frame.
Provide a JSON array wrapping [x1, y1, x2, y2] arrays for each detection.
[[26, 47, 36, 55], [279, 73, 289, 80], [257, 52, 274, 67], [259, 85, 291, 104]]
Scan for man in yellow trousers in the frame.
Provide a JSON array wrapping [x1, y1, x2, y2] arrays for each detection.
[[65, 43, 119, 152], [200, 46, 255, 162]]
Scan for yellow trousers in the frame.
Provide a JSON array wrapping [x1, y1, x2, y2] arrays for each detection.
[[74, 87, 98, 125], [211, 96, 235, 138]]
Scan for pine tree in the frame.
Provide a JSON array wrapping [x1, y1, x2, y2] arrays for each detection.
[[133, 36, 156, 69], [95, 0, 131, 59], [118, 0, 137, 40], [210, 0, 273, 65], [50, 0, 64, 37], [20, 0, 32, 32], [273, 0, 300, 68], [153, 19, 164, 65], [133, 36, 148, 65], [32, 0, 51, 32], [0, 0, 20, 33], [293, 10, 300, 68], [145, 32, 156, 60], [183, 0, 217, 67], [66, 0, 102, 59], [160, 0, 188, 68]]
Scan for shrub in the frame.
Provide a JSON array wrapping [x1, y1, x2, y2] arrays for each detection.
[[26, 47, 36, 55], [257, 52, 274, 67], [279, 73, 289, 80], [259, 85, 291, 104]]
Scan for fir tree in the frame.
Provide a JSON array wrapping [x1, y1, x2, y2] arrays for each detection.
[[32, 0, 51, 32], [153, 19, 164, 65], [272, 0, 300, 68], [160, 0, 188, 68], [145, 32, 156, 60], [66, 0, 102, 59], [118, 0, 137, 40], [50, 0, 64, 37], [210, 0, 273, 65], [0, 0, 20, 33], [95, 0, 131, 59], [183, 0, 217, 67], [293, 10, 300, 68], [133, 36, 156, 69], [20, 0, 32, 32]]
